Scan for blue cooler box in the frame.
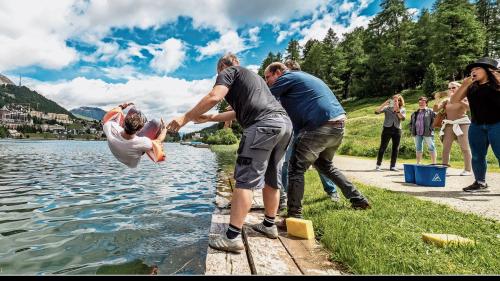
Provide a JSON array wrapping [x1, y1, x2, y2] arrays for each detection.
[[403, 164, 416, 184], [414, 165, 447, 187]]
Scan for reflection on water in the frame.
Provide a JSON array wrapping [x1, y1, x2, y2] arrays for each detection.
[[0, 140, 217, 275]]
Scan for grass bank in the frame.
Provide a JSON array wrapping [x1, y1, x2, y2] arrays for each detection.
[[303, 171, 500, 275], [340, 89, 499, 172], [210, 145, 500, 274]]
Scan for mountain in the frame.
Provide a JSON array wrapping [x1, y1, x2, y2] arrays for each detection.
[[0, 84, 74, 117], [70, 107, 106, 121], [0, 74, 15, 85]]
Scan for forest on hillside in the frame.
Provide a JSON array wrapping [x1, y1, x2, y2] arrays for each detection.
[[257, 0, 499, 100]]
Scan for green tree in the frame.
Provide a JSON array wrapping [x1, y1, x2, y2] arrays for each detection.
[[285, 39, 301, 62], [301, 40, 324, 77], [258, 52, 281, 77], [364, 0, 414, 96], [339, 27, 368, 99], [422, 63, 443, 97], [476, 0, 500, 57], [319, 28, 347, 94], [430, 0, 486, 80], [406, 9, 434, 87]]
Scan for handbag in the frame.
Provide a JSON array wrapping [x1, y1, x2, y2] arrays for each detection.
[[433, 101, 447, 129]]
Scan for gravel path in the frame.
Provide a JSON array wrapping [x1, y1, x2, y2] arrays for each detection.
[[331, 156, 500, 221]]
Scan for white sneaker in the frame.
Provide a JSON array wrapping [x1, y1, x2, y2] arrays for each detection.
[[460, 170, 472, 176], [390, 167, 399, 172], [208, 234, 244, 253], [375, 165, 382, 171]]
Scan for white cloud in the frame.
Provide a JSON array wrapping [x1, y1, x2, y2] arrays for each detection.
[[248, 27, 261, 43], [82, 41, 121, 63], [339, 1, 355, 13], [102, 65, 143, 80], [0, 0, 79, 71], [149, 39, 186, 74], [246, 65, 260, 73], [0, 0, 330, 71], [30, 75, 218, 132], [196, 31, 247, 61]]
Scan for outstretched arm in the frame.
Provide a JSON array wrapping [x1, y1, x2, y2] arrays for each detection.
[[194, 111, 236, 124], [167, 86, 229, 133], [154, 118, 168, 142]]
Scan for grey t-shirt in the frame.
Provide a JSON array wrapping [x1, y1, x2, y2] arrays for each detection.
[[215, 66, 287, 129], [381, 106, 406, 129]]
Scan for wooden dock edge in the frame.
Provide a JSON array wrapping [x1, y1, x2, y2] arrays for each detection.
[[205, 171, 348, 275]]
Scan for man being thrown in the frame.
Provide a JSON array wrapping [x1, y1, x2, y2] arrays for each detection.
[[167, 53, 292, 253], [264, 62, 370, 220], [102, 102, 167, 168]]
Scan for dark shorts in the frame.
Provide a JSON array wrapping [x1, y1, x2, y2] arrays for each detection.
[[234, 115, 293, 190]]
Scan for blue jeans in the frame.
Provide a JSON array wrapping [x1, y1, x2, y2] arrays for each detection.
[[287, 124, 366, 216], [280, 134, 337, 203], [468, 122, 500, 182], [414, 135, 435, 153]]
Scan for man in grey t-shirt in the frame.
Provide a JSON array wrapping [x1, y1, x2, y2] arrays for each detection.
[[167, 53, 292, 253]]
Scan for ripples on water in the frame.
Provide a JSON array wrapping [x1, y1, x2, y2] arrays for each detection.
[[0, 140, 217, 275]]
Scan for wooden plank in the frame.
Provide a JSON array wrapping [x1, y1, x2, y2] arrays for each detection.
[[205, 208, 252, 275], [243, 213, 302, 275], [277, 230, 344, 275]]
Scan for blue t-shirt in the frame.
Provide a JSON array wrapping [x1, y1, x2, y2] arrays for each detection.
[[269, 71, 346, 133]]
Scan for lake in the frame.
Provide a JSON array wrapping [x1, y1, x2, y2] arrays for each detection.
[[0, 140, 218, 275]]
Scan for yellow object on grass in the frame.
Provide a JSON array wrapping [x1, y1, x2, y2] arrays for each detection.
[[422, 233, 475, 247], [286, 218, 315, 240]]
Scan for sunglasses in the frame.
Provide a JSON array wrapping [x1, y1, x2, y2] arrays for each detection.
[[448, 87, 457, 90]]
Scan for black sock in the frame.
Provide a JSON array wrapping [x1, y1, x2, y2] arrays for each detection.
[[226, 224, 241, 239], [263, 215, 275, 227]]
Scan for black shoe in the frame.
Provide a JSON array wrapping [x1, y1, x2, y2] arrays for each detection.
[[463, 181, 489, 193], [351, 199, 371, 210]]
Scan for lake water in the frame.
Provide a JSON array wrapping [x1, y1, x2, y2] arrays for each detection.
[[0, 140, 218, 275]]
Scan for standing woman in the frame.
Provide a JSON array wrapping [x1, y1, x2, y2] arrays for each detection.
[[410, 96, 436, 164], [451, 58, 500, 192], [375, 94, 406, 171], [433, 81, 472, 176]]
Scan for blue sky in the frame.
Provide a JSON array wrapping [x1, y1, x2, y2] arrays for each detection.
[[0, 0, 435, 132]]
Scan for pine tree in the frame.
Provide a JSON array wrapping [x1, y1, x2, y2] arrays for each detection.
[[406, 9, 433, 87], [422, 63, 442, 97], [258, 52, 278, 77], [364, 0, 414, 96], [301, 40, 323, 77], [339, 27, 368, 99], [285, 39, 301, 62], [431, 0, 486, 80]]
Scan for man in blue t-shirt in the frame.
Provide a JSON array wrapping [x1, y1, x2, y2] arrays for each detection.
[[264, 62, 370, 219]]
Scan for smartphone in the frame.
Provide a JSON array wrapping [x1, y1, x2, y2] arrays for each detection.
[[389, 99, 394, 107]]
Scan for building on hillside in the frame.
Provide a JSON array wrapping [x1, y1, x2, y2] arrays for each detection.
[[0, 106, 29, 124], [41, 124, 65, 132], [29, 110, 44, 119]]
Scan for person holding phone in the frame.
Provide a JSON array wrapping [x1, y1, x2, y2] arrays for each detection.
[[374, 94, 406, 171], [451, 57, 500, 192]]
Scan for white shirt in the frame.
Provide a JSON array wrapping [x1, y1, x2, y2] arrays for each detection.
[[103, 121, 153, 168]]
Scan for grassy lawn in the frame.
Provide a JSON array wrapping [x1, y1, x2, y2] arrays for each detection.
[[210, 144, 500, 274], [303, 171, 500, 275]]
